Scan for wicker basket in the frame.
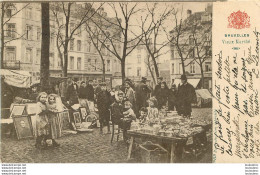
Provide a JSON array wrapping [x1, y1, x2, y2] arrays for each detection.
[[139, 141, 169, 163]]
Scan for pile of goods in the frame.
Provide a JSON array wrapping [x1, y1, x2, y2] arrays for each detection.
[[130, 111, 212, 138]]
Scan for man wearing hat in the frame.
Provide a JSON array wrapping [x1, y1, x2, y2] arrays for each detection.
[[177, 74, 197, 118], [66, 77, 79, 105], [135, 77, 152, 112], [152, 76, 163, 97]]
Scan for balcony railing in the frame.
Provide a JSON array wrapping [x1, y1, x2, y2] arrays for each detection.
[[2, 60, 20, 70]]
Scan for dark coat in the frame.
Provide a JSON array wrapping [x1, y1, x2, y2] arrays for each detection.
[[66, 83, 79, 105], [135, 82, 152, 110], [86, 85, 94, 101], [168, 90, 178, 111], [111, 101, 124, 125], [96, 90, 111, 121], [156, 87, 169, 109], [152, 83, 161, 97], [78, 86, 88, 99], [177, 82, 196, 116]]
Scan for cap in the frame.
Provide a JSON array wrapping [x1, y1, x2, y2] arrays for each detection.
[[181, 74, 187, 81], [157, 77, 163, 80], [142, 77, 147, 81], [100, 82, 107, 86]]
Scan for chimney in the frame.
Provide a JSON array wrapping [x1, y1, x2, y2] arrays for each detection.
[[187, 10, 192, 18]]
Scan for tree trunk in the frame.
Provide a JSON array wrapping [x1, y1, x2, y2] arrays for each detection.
[[200, 63, 204, 89], [181, 58, 186, 75], [121, 58, 126, 85], [63, 43, 68, 77], [151, 54, 160, 78], [1, 3, 5, 68], [40, 3, 50, 92], [101, 58, 106, 82]]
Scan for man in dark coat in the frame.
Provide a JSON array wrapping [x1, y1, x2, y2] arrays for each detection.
[[66, 77, 79, 105], [96, 82, 111, 134], [152, 76, 163, 97], [86, 80, 94, 102], [177, 75, 197, 118], [135, 77, 152, 112]]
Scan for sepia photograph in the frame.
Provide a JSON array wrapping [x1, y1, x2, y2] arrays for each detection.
[[0, 1, 212, 163]]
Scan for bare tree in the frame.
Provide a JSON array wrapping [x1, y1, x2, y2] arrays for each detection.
[[86, 12, 111, 81], [140, 3, 173, 80], [50, 2, 104, 77], [40, 2, 50, 91], [165, 8, 194, 75], [90, 2, 146, 84], [1, 3, 29, 68], [189, 20, 212, 88]]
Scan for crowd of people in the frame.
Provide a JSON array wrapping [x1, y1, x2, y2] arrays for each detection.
[[3, 74, 197, 149]]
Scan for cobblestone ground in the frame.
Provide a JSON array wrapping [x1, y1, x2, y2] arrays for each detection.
[[1, 108, 212, 163]]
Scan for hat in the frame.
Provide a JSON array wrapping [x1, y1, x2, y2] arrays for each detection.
[[141, 77, 147, 81], [157, 77, 163, 80], [181, 74, 187, 81], [100, 82, 106, 86], [72, 77, 78, 82]]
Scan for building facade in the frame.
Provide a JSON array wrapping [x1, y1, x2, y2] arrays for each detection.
[[169, 4, 212, 90], [2, 3, 121, 86]]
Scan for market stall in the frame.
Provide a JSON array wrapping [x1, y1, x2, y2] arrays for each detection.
[[127, 111, 212, 163]]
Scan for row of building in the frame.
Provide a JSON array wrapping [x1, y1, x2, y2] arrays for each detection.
[[1, 2, 212, 90]]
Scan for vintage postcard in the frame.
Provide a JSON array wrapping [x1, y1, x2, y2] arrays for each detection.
[[0, 0, 259, 166]]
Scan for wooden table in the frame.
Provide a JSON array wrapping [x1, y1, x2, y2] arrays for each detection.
[[127, 130, 188, 163]]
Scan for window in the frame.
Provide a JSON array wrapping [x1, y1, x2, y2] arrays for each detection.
[[137, 54, 141, 63], [37, 27, 41, 40], [137, 48, 141, 53], [189, 35, 194, 45], [88, 42, 91, 52], [36, 49, 41, 64], [70, 23, 75, 32], [205, 46, 211, 56], [50, 53, 54, 67], [6, 8, 13, 18], [77, 40, 81, 51], [77, 27, 81, 37], [87, 59, 91, 71], [70, 56, 74, 70], [205, 62, 212, 72], [50, 34, 55, 45], [127, 67, 131, 76], [6, 24, 16, 38], [94, 59, 97, 71], [190, 61, 195, 74], [107, 45, 111, 56], [77, 57, 81, 70], [70, 39, 74, 51], [106, 60, 111, 71], [5, 47, 16, 61], [26, 7, 33, 19], [25, 48, 32, 62], [171, 63, 174, 74], [179, 63, 182, 74], [26, 25, 33, 40], [137, 67, 141, 76]]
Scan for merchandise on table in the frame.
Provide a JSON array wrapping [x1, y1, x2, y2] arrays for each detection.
[[129, 110, 211, 138]]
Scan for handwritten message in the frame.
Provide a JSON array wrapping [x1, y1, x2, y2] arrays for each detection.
[[213, 2, 260, 163]]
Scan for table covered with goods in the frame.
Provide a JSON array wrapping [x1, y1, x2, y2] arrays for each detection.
[[127, 111, 212, 163]]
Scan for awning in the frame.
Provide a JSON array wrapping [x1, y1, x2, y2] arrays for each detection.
[[173, 78, 201, 88], [0, 69, 31, 88]]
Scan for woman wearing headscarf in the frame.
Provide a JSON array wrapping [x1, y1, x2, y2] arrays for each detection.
[[155, 81, 169, 110]]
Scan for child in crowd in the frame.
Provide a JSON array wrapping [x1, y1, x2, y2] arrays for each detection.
[[46, 94, 62, 141], [147, 97, 159, 121], [139, 107, 148, 123], [36, 92, 58, 149]]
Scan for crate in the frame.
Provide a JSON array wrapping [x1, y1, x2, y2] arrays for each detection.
[[139, 141, 169, 163]]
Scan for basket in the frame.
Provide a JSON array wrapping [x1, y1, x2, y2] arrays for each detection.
[[139, 141, 169, 163]]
